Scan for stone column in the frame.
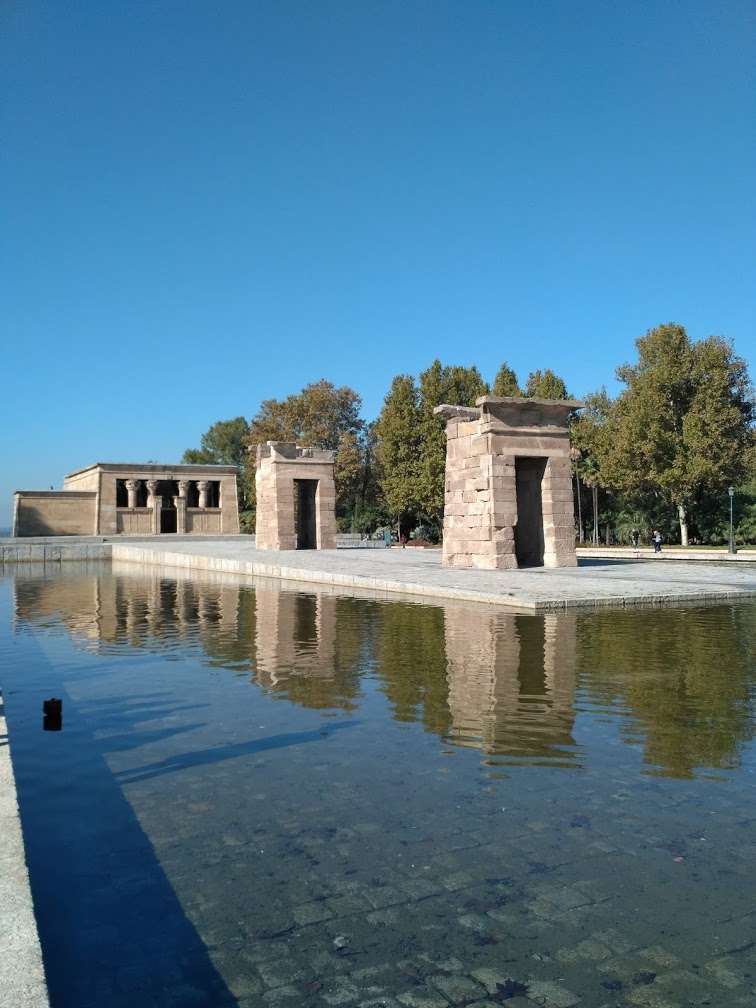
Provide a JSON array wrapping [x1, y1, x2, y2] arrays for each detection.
[[125, 479, 140, 509], [197, 481, 210, 509], [146, 480, 161, 535], [177, 480, 188, 499], [174, 495, 186, 534]]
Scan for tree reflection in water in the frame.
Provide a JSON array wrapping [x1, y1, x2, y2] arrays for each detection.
[[13, 566, 756, 779]]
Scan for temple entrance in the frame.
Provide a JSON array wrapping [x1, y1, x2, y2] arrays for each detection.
[[514, 457, 547, 567], [160, 507, 177, 533], [155, 481, 178, 534], [294, 479, 318, 549]]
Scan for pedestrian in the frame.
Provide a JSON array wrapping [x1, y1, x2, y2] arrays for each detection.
[[630, 528, 639, 551], [400, 534, 406, 548], [652, 530, 662, 553], [384, 528, 391, 548]]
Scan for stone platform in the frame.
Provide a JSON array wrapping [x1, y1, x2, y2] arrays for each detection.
[[106, 539, 756, 612]]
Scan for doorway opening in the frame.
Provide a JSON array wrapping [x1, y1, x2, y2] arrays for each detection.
[[160, 507, 177, 533], [294, 479, 318, 549], [155, 480, 178, 534], [514, 457, 547, 567]]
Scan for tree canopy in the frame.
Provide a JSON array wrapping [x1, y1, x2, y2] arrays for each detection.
[[248, 379, 368, 518], [182, 417, 253, 510], [599, 323, 755, 544], [492, 361, 521, 397], [524, 368, 569, 399]]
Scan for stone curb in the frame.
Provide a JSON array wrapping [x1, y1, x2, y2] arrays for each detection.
[[0, 691, 51, 1008]]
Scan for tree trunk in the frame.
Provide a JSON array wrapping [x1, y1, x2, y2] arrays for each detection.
[[677, 502, 689, 546], [574, 467, 584, 543]]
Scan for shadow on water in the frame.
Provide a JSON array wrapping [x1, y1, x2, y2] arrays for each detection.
[[117, 719, 358, 785], [6, 637, 240, 1008]]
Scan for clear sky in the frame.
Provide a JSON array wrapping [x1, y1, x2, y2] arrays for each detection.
[[1, 1, 753, 527]]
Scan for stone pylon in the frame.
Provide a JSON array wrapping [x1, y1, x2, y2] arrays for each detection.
[[434, 396, 582, 570], [253, 442, 337, 550]]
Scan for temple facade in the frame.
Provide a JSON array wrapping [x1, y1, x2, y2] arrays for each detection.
[[435, 396, 582, 570], [13, 462, 240, 537]]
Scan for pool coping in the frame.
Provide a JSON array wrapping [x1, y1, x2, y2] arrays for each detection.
[[0, 690, 51, 1008]]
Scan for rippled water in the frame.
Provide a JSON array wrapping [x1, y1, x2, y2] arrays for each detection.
[[2, 562, 756, 1008]]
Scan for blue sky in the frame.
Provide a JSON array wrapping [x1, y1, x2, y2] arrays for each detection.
[[1, 1, 753, 527]]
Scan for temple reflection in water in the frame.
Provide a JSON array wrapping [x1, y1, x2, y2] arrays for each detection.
[[12, 563, 756, 778]]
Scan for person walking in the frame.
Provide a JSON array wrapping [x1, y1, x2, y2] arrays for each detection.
[[652, 530, 662, 553], [631, 528, 639, 552]]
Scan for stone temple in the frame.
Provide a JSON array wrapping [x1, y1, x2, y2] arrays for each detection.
[[13, 463, 240, 537], [434, 396, 582, 569]]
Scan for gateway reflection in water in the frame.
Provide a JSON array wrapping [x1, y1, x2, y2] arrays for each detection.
[[12, 563, 756, 778], [4, 564, 756, 1008]]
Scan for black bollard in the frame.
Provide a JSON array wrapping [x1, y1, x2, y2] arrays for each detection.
[[43, 698, 63, 731]]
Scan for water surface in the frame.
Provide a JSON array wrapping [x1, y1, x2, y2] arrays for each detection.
[[2, 563, 756, 1008]]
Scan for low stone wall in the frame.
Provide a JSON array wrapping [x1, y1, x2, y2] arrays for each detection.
[[0, 538, 110, 566], [13, 491, 97, 537]]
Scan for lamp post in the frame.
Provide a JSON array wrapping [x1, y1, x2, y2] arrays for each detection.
[[728, 486, 736, 555]]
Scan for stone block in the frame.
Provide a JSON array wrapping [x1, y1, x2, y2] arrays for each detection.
[[446, 553, 473, 567]]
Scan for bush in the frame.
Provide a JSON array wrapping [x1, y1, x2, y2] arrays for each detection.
[[410, 523, 439, 544], [239, 509, 255, 534]]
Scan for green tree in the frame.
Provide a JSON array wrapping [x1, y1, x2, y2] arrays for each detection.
[[492, 361, 521, 397], [183, 416, 253, 511], [601, 323, 755, 545], [524, 369, 569, 399], [416, 361, 489, 524], [375, 375, 423, 525]]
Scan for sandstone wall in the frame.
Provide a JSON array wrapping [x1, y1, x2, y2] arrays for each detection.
[[13, 492, 97, 537]]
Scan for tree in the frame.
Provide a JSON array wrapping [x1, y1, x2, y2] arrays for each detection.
[[492, 362, 521, 397], [375, 362, 488, 533], [183, 417, 253, 510], [601, 323, 755, 545], [249, 379, 363, 451], [375, 375, 423, 523], [569, 389, 612, 545], [248, 379, 367, 518], [524, 369, 569, 399], [416, 361, 489, 524]]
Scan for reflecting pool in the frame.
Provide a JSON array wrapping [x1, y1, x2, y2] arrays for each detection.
[[2, 563, 756, 1008]]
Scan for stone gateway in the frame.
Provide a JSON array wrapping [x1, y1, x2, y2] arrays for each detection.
[[254, 442, 337, 550], [434, 396, 583, 570]]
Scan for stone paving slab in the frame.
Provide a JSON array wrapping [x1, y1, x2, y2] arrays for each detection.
[[0, 691, 50, 1008], [110, 540, 756, 611]]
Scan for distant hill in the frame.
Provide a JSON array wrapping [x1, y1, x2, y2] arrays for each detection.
[[0, 527, 13, 538]]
